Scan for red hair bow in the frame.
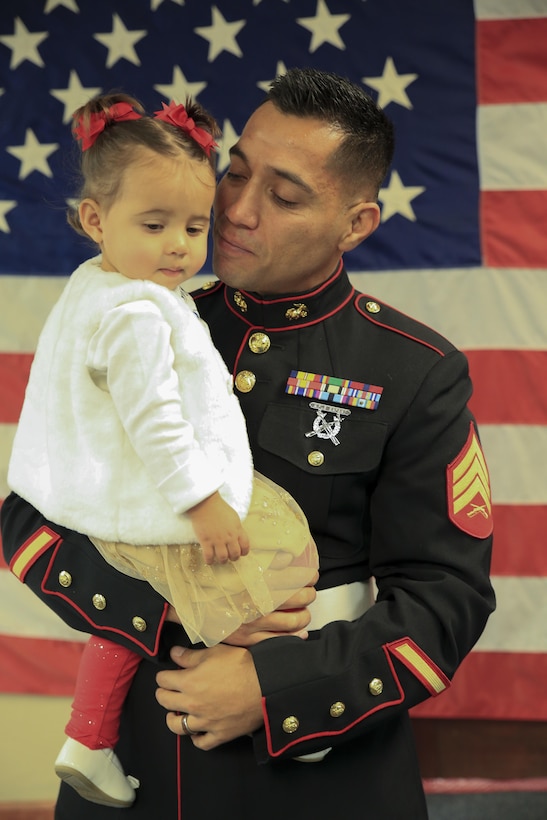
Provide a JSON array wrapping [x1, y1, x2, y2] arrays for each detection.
[[154, 101, 217, 157], [74, 102, 142, 151]]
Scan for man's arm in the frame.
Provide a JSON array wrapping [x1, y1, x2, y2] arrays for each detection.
[[1, 493, 316, 659], [156, 351, 495, 758], [1, 492, 170, 657]]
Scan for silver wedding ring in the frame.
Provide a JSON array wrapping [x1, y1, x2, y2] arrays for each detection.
[[181, 712, 200, 736]]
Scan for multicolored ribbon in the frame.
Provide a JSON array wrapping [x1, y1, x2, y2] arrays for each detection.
[[286, 370, 383, 410]]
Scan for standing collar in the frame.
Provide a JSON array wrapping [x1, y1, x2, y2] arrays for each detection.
[[222, 260, 354, 330]]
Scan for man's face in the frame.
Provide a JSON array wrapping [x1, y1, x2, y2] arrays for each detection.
[[213, 102, 369, 295]]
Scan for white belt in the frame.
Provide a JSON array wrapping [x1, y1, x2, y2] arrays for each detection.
[[307, 580, 375, 631], [293, 580, 375, 764]]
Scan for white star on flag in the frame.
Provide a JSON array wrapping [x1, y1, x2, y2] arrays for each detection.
[[297, 0, 350, 53], [0, 201, 17, 234], [257, 61, 289, 94], [0, 17, 48, 69], [363, 57, 418, 109], [217, 119, 240, 173], [51, 71, 102, 124], [154, 67, 207, 104], [7, 130, 60, 181], [94, 14, 147, 68], [194, 6, 246, 62], [44, 0, 79, 12], [379, 170, 425, 222], [151, 0, 184, 9]]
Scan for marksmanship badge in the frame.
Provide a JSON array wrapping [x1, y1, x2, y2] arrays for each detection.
[[305, 402, 351, 446]]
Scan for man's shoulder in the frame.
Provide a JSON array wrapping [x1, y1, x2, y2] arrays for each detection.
[[191, 279, 224, 300], [351, 291, 457, 358]]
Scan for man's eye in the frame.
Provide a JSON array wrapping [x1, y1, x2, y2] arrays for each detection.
[[273, 192, 297, 208]]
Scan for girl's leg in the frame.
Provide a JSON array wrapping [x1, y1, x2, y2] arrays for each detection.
[[65, 636, 141, 750]]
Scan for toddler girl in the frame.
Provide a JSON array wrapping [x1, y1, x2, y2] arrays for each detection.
[[8, 93, 317, 808]]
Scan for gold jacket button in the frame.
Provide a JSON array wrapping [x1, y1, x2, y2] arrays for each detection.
[[248, 332, 271, 354], [58, 570, 72, 588], [369, 678, 384, 696], [282, 716, 299, 734], [307, 451, 324, 467], [92, 594, 107, 611], [132, 616, 147, 632], [235, 370, 256, 393], [330, 701, 345, 718], [365, 301, 381, 314]]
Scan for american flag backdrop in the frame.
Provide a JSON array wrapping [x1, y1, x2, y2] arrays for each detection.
[[0, 0, 546, 721]]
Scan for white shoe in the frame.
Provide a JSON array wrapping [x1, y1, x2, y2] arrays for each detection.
[[55, 738, 139, 808]]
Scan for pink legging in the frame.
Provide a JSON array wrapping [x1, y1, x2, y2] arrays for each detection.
[[65, 636, 141, 749]]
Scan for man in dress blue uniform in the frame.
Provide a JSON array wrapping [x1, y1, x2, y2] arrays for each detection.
[[1, 68, 495, 819]]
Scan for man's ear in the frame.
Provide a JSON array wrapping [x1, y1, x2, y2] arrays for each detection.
[[79, 198, 103, 244], [338, 201, 381, 253]]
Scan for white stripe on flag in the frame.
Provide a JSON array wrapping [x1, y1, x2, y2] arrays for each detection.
[[478, 103, 547, 190], [0, 275, 67, 352], [480, 425, 547, 505], [0, 569, 86, 642], [475, 576, 547, 652], [474, 0, 547, 20], [347, 269, 547, 350]]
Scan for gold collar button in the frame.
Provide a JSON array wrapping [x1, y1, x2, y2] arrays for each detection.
[[248, 332, 271, 354]]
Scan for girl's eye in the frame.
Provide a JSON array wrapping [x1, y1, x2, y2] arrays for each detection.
[[144, 223, 162, 231]]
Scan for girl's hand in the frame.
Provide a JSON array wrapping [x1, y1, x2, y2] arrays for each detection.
[[187, 491, 250, 564]]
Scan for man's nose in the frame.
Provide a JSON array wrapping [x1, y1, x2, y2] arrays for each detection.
[[222, 184, 259, 230]]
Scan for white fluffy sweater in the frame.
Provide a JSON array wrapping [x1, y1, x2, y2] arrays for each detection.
[[8, 257, 253, 544]]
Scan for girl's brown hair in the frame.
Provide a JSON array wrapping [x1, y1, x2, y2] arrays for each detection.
[[68, 92, 221, 237]]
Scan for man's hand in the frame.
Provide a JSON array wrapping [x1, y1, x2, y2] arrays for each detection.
[[224, 580, 317, 646], [156, 644, 263, 749], [164, 574, 317, 641]]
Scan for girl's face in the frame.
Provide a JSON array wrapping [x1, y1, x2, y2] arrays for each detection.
[[80, 149, 215, 290]]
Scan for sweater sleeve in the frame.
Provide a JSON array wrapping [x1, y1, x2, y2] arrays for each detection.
[[86, 300, 224, 514]]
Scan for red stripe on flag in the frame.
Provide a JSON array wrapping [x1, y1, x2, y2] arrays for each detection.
[[0, 634, 81, 695], [477, 18, 547, 104], [466, 349, 547, 425], [491, 505, 547, 577], [0, 353, 32, 423], [481, 190, 547, 268], [412, 651, 547, 720]]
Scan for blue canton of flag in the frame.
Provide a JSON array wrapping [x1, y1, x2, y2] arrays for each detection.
[[0, 0, 478, 276]]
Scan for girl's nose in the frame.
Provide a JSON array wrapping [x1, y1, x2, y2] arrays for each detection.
[[167, 230, 187, 254]]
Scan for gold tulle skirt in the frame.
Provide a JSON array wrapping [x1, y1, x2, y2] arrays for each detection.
[[91, 473, 318, 646]]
